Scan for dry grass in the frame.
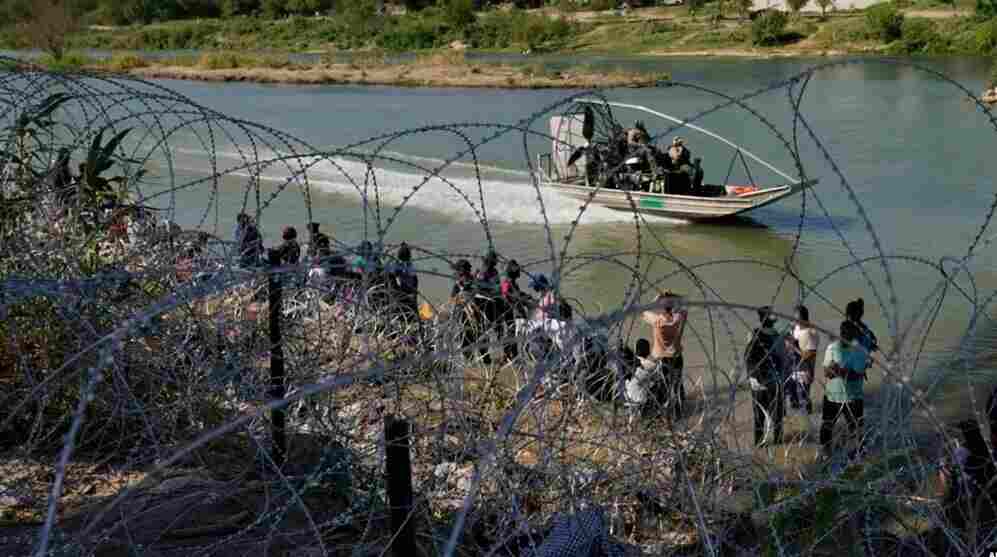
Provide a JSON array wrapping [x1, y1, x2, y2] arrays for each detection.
[[95, 49, 660, 89]]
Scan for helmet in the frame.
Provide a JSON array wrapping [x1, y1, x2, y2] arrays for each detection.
[[397, 242, 412, 262], [282, 226, 297, 240], [454, 259, 472, 275], [505, 259, 521, 279]]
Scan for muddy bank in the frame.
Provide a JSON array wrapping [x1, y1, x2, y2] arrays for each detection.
[[121, 61, 662, 89]]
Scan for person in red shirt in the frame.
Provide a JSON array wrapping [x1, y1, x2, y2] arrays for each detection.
[[641, 291, 688, 418]]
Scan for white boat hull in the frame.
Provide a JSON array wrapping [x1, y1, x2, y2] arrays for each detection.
[[539, 179, 811, 220]]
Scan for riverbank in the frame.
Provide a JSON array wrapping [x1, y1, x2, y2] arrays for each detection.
[[36, 51, 664, 88]]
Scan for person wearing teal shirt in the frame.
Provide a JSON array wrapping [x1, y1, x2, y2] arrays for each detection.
[[819, 320, 870, 459]]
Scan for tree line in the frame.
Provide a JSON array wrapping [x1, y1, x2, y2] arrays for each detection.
[[0, 0, 559, 27]]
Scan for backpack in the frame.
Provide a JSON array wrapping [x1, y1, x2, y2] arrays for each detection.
[[746, 329, 779, 382]]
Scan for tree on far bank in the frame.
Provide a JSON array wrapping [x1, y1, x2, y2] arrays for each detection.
[[815, 0, 833, 19], [261, 0, 287, 18], [785, 0, 808, 19], [735, 0, 753, 20], [19, 0, 80, 60], [286, 0, 334, 15], [443, 0, 476, 28], [220, 0, 261, 17]]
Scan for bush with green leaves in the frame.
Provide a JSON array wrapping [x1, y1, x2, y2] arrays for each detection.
[[751, 10, 788, 46], [977, 0, 997, 18], [376, 15, 447, 51], [443, 0, 476, 30], [898, 18, 944, 53], [467, 8, 578, 49], [866, 2, 904, 42], [973, 20, 997, 54]]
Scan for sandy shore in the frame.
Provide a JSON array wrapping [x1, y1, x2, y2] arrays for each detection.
[[123, 61, 662, 89]]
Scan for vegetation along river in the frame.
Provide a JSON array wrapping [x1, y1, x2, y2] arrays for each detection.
[[145, 55, 997, 421]]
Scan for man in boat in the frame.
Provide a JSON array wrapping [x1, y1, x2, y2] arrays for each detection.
[[668, 137, 691, 167], [622, 121, 667, 192], [663, 137, 699, 195]]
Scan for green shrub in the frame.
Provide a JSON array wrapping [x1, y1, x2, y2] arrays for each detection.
[[442, 0, 476, 30], [865, 2, 904, 42], [377, 17, 446, 51], [196, 51, 289, 69], [105, 52, 148, 71], [977, 0, 997, 18], [588, 0, 617, 10], [468, 9, 578, 49], [751, 11, 788, 45], [38, 52, 94, 72], [973, 19, 997, 54], [898, 18, 941, 52]]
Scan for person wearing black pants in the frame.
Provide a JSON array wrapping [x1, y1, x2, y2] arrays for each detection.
[[819, 320, 869, 459], [752, 382, 785, 447], [746, 306, 786, 447], [819, 398, 864, 450]]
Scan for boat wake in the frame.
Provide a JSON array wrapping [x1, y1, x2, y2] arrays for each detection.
[[172, 146, 651, 225]]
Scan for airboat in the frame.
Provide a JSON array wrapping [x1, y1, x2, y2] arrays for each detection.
[[535, 100, 816, 221]]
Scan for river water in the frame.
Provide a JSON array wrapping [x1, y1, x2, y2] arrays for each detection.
[[130, 55, 997, 416]]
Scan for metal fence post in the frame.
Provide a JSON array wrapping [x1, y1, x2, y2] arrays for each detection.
[[268, 250, 286, 468], [385, 415, 415, 557]]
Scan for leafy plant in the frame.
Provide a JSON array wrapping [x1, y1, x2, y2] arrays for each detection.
[[751, 10, 789, 45], [898, 17, 942, 53], [866, 2, 904, 42], [977, 0, 997, 18], [442, 0, 476, 30]]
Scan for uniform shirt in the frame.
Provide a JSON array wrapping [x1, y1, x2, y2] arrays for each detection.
[[822, 340, 868, 403], [643, 309, 687, 359]]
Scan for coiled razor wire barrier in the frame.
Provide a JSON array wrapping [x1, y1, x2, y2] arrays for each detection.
[[0, 55, 996, 556]]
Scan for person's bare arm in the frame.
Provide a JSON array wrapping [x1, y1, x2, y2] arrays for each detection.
[[825, 361, 845, 379]]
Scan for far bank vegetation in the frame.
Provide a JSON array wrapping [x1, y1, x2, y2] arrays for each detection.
[[4, 0, 997, 60]]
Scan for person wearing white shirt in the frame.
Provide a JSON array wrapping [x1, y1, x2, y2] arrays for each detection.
[[788, 305, 820, 415]]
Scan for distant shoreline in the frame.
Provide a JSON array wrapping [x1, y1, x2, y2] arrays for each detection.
[[69, 53, 666, 89]]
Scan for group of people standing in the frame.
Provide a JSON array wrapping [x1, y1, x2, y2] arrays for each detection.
[[744, 298, 877, 457], [229, 213, 898, 460], [629, 292, 880, 459], [230, 213, 419, 318], [449, 252, 567, 366]]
